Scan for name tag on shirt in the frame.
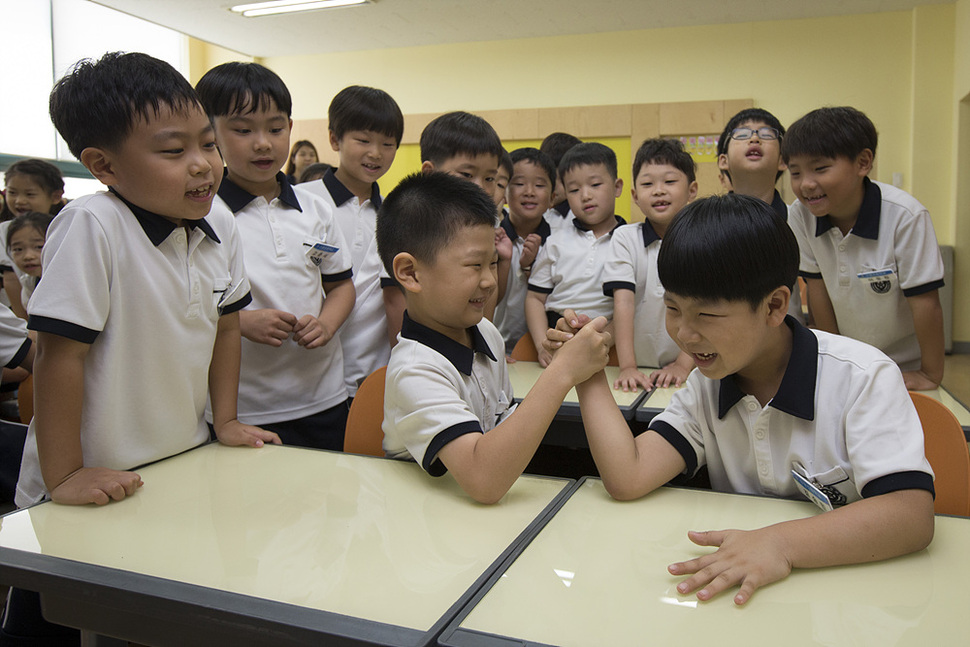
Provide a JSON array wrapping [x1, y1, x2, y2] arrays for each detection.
[[791, 468, 834, 512], [303, 237, 339, 267]]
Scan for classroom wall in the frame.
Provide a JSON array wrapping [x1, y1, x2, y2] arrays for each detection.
[[193, 6, 966, 341], [953, 0, 970, 345]]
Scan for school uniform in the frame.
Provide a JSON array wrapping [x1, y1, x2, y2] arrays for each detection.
[[789, 178, 944, 370], [383, 312, 514, 476], [527, 217, 621, 327], [769, 189, 806, 324], [601, 221, 679, 367], [209, 173, 353, 447], [649, 316, 934, 505], [0, 304, 30, 368], [543, 201, 572, 232], [16, 189, 251, 507], [303, 168, 388, 395], [493, 215, 552, 354]]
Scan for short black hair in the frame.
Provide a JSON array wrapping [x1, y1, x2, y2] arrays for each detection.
[[633, 139, 696, 183], [540, 132, 582, 167], [377, 172, 496, 272], [419, 112, 504, 166], [658, 193, 798, 309], [7, 211, 53, 250], [498, 149, 513, 179], [781, 106, 878, 164], [49, 51, 201, 159], [717, 108, 786, 183], [298, 162, 333, 184], [4, 159, 64, 196], [328, 85, 404, 145], [195, 61, 292, 118], [510, 147, 557, 187], [558, 142, 618, 181]]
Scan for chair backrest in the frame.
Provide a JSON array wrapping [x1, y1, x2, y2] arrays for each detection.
[[910, 392, 970, 517], [511, 331, 619, 366], [344, 366, 387, 457]]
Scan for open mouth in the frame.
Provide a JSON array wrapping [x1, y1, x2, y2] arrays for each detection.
[[186, 185, 212, 199]]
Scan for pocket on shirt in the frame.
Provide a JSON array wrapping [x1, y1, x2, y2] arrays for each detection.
[[857, 266, 898, 296]]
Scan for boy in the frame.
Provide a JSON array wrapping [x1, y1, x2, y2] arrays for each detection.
[[494, 148, 555, 354], [2, 52, 279, 644], [602, 139, 696, 392], [717, 108, 804, 323], [782, 107, 945, 390], [525, 142, 623, 366], [419, 111, 504, 194], [196, 62, 355, 450], [539, 132, 581, 231], [302, 85, 404, 396], [559, 194, 934, 605], [494, 148, 513, 221], [377, 172, 610, 504]]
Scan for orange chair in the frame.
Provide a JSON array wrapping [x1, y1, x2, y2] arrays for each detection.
[[344, 366, 387, 457], [511, 331, 618, 365], [910, 392, 970, 517]]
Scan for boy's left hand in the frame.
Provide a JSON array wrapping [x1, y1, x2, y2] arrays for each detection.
[[650, 363, 690, 389], [292, 315, 334, 349], [214, 419, 282, 448], [668, 527, 793, 606], [495, 228, 513, 261], [902, 369, 940, 391]]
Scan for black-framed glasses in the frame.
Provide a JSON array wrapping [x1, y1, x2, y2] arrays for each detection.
[[731, 127, 780, 141]]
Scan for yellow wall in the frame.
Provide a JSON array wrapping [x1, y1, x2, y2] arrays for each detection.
[[953, 0, 970, 343]]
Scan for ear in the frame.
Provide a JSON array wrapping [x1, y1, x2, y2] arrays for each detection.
[[717, 153, 729, 171], [79, 148, 117, 187], [392, 252, 421, 293], [420, 160, 436, 175], [50, 189, 64, 204], [687, 180, 699, 202], [613, 177, 623, 198], [777, 156, 787, 173], [328, 130, 340, 152], [765, 286, 791, 325], [856, 149, 874, 176]]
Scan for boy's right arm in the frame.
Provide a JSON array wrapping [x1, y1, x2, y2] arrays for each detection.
[[524, 290, 553, 366], [611, 289, 652, 392], [804, 278, 839, 334], [437, 318, 612, 504], [34, 332, 142, 505], [239, 309, 299, 346]]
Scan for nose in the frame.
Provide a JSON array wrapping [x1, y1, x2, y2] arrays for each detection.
[[188, 148, 213, 177]]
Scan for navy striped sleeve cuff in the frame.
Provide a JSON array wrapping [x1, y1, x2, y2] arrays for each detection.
[[424, 420, 483, 476], [5, 338, 31, 369], [902, 278, 944, 298], [380, 277, 401, 289], [527, 283, 554, 294], [322, 269, 353, 283], [603, 281, 635, 297], [861, 470, 935, 499], [798, 270, 823, 280], [220, 292, 252, 316], [28, 315, 100, 344], [648, 419, 697, 477]]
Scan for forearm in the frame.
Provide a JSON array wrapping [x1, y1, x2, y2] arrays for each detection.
[[496, 257, 511, 304], [208, 312, 243, 429], [4, 271, 26, 319], [524, 292, 549, 351], [612, 291, 637, 369], [382, 285, 406, 348], [805, 278, 838, 333], [33, 333, 88, 491], [908, 291, 945, 383], [319, 279, 356, 333]]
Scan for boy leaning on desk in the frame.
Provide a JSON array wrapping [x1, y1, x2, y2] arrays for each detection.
[[547, 193, 934, 605]]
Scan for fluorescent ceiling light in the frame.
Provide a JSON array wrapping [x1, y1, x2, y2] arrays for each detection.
[[229, 0, 370, 18]]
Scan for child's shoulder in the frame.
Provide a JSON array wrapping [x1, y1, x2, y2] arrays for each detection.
[[810, 325, 900, 375], [872, 180, 930, 220], [292, 182, 338, 223]]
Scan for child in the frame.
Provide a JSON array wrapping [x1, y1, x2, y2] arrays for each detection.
[[196, 62, 355, 450], [377, 172, 610, 504], [1, 159, 65, 318], [299, 162, 334, 184], [525, 142, 622, 366], [493, 147, 555, 355], [302, 84, 404, 397], [494, 148, 513, 221], [602, 139, 696, 391], [285, 139, 318, 184], [2, 51, 279, 645], [539, 132, 581, 231], [782, 106, 945, 390], [6, 212, 52, 308], [717, 108, 804, 323], [419, 111, 504, 194], [563, 193, 934, 605]]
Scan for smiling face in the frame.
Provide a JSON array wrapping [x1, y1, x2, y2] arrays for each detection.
[[331, 129, 398, 193], [631, 162, 697, 236], [562, 163, 623, 235], [90, 102, 222, 226], [3, 175, 61, 217], [212, 99, 291, 199], [507, 159, 553, 226], [787, 151, 871, 225], [8, 226, 45, 278]]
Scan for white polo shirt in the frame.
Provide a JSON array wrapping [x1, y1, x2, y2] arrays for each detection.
[[493, 215, 552, 354], [527, 217, 621, 321], [17, 190, 251, 506], [543, 201, 573, 233], [649, 317, 934, 505], [209, 173, 353, 425], [0, 302, 30, 368], [383, 313, 514, 476], [790, 178, 943, 370], [601, 221, 679, 367], [302, 168, 389, 395]]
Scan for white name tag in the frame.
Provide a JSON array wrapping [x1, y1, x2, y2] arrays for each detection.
[[791, 466, 834, 512], [303, 237, 339, 267]]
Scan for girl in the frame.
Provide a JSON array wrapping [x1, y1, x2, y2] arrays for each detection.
[[6, 212, 53, 309], [285, 139, 318, 184]]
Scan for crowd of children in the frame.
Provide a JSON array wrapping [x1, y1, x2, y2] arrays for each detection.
[[0, 48, 950, 642]]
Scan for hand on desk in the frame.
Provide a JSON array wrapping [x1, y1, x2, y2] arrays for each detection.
[[215, 419, 282, 448], [668, 527, 793, 606], [902, 369, 939, 392], [613, 367, 652, 392], [51, 467, 143, 506], [649, 362, 690, 389]]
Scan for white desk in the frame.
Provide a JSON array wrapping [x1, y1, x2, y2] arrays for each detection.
[[0, 443, 574, 646], [440, 478, 970, 647]]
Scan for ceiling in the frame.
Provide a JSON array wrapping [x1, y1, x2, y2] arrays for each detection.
[[93, 0, 944, 58]]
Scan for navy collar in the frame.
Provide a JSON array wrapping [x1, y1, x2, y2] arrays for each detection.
[[716, 315, 817, 421], [641, 221, 662, 247], [322, 167, 383, 209], [770, 190, 788, 221], [217, 170, 302, 214], [814, 177, 881, 240], [108, 188, 220, 246], [500, 214, 551, 243], [572, 214, 625, 234], [400, 311, 498, 376], [553, 199, 570, 217]]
